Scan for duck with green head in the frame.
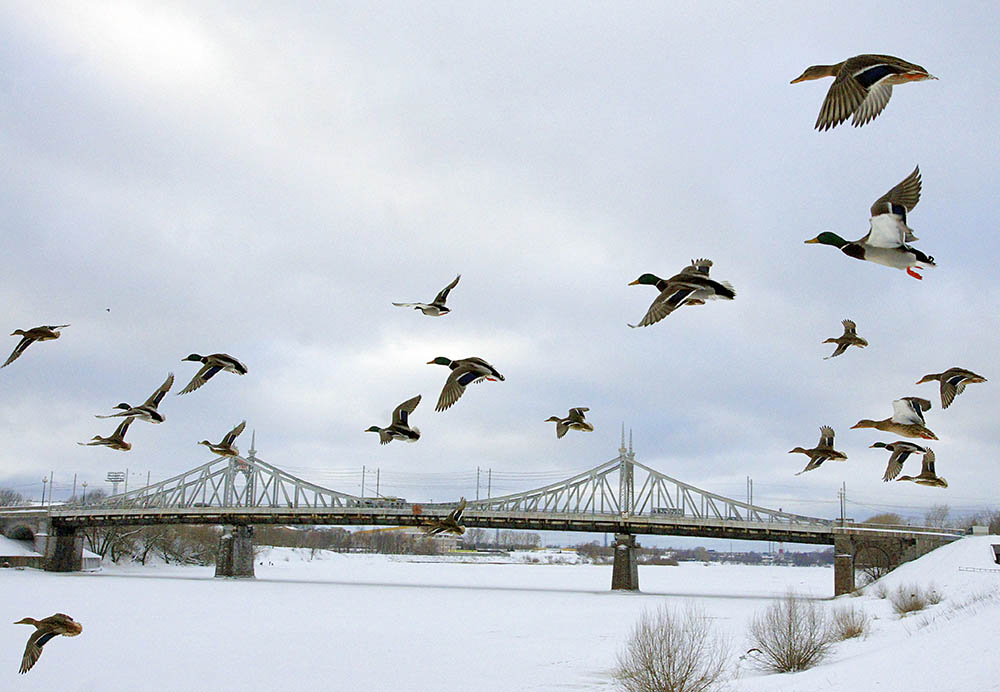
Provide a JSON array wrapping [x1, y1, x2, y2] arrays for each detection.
[[427, 357, 504, 412], [628, 259, 735, 328], [805, 166, 935, 279]]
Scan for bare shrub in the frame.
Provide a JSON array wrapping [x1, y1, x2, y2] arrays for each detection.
[[889, 584, 942, 615], [614, 604, 730, 692], [745, 593, 833, 673], [873, 582, 889, 600], [831, 605, 871, 640]]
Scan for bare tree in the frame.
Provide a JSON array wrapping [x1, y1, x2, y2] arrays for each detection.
[[614, 604, 730, 692], [0, 488, 24, 506], [746, 592, 833, 673], [923, 504, 950, 528]]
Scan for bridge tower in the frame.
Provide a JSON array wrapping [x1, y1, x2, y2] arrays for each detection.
[[215, 434, 257, 578], [612, 427, 640, 591]]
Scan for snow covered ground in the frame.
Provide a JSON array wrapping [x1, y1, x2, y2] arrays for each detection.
[[2, 538, 998, 691]]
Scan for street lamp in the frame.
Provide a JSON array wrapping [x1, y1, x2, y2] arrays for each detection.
[[81, 482, 88, 504]]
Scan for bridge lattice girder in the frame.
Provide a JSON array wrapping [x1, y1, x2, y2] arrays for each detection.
[[95, 449, 831, 530]]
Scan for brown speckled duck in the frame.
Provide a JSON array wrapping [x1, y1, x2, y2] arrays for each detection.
[[791, 54, 936, 130], [14, 613, 82, 674], [916, 368, 987, 409], [791, 426, 847, 475], [852, 397, 937, 440]]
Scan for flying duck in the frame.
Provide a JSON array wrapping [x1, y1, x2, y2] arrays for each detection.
[[805, 167, 935, 279], [14, 614, 82, 674], [198, 420, 246, 457], [916, 367, 987, 409], [870, 441, 930, 482], [96, 373, 174, 423], [423, 498, 468, 536], [393, 274, 461, 316], [791, 54, 936, 130], [366, 395, 422, 444], [3, 324, 70, 368], [178, 353, 247, 395], [427, 357, 504, 412], [78, 418, 134, 451], [790, 425, 847, 475], [851, 397, 937, 440], [545, 407, 594, 438], [823, 319, 868, 359], [628, 259, 735, 328], [896, 448, 947, 487]]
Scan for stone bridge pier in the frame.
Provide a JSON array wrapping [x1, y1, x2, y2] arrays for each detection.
[[612, 533, 639, 591], [43, 524, 83, 572], [215, 525, 255, 578]]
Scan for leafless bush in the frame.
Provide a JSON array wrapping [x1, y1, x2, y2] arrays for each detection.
[[873, 581, 889, 599], [745, 593, 833, 673], [889, 584, 942, 615], [831, 605, 871, 640], [614, 604, 730, 692]]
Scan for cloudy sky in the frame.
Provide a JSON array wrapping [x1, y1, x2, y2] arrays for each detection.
[[1, 2, 997, 533]]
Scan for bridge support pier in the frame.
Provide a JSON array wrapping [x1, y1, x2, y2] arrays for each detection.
[[834, 535, 854, 596], [215, 525, 255, 578], [612, 533, 639, 591], [43, 525, 83, 572]]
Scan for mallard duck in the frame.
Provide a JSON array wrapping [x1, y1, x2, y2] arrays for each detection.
[[870, 441, 929, 482], [2, 324, 70, 368], [366, 395, 422, 444], [916, 367, 987, 409], [823, 319, 868, 359], [427, 357, 504, 412], [199, 420, 246, 457], [805, 167, 935, 279], [852, 397, 937, 439], [14, 614, 82, 674], [896, 448, 947, 487], [628, 259, 735, 328], [178, 353, 247, 395], [392, 274, 461, 316], [423, 498, 467, 536], [78, 417, 134, 451], [96, 373, 174, 423], [790, 425, 847, 475], [545, 407, 594, 438], [791, 54, 936, 131]]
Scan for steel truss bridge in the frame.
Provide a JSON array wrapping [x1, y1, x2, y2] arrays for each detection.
[[51, 435, 960, 543], [2, 434, 964, 593]]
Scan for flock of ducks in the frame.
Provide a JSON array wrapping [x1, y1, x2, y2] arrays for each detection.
[[781, 54, 985, 488], [2, 52, 991, 673]]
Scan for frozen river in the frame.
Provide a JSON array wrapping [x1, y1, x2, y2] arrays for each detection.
[[3, 550, 832, 691]]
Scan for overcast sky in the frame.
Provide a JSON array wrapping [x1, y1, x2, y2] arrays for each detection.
[[1, 1, 997, 533]]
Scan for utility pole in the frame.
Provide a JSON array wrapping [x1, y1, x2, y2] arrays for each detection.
[[124, 467, 129, 495], [838, 483, 846, 525], [487, 468, 491, 499], [476, 467, 480, 500], [146, 471, 150, 488], [41, 478, 47, 506], [361, 465, 366, 496], [72, 474, 77, 502], [376, 468, 380, 497], [49, 471, 53, 504]]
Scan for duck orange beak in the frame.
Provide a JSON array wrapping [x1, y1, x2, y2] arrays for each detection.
[[627, 279, 640, 285], [804, 237, 821, 244]]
